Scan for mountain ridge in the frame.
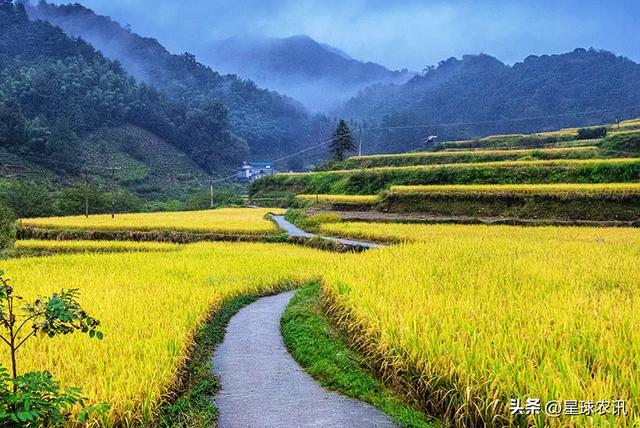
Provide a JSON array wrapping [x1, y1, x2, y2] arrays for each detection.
[[336, 48, 640, 154], [198, 34, 414, 111]]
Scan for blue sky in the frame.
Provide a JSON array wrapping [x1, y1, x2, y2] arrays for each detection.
[[59, 0, 640, 70]]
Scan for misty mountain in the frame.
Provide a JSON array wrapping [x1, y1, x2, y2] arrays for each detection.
[[27, 1, 333, 160], [197, 35, 414, 112], [338, 49, 640, 154]]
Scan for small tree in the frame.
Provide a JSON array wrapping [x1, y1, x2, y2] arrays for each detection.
[[329, 120, 355, 162], [0, 272, 108, 426]]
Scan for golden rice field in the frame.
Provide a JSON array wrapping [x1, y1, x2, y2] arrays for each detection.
[[14, 239, 179, 254], [295, 194, 380, 204], [389, 183, 640, 195], [319, 219, 640, 244], [347, 146, 598, 161], [5, 210, 640, 427], [322, 223, 640, 426], [282, 157, 640, 176], [21, 208, 283, 236], [0, 241, 338, 426]]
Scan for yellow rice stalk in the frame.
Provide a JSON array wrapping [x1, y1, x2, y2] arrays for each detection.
[[0, 242, 339, 425], [322, 224, 640, 426], [295, 194, 380, 204], [21, 208, 283, 236], [389, 183, 640, 196]]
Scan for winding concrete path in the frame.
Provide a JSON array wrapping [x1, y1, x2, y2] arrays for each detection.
[[272, 215, 384, 249], [213, 291, 397, 428]]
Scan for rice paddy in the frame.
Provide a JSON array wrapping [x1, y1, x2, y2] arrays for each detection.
[[21, 208, 283, 236], [322, 223, 640, 426], [389, 183, 640, 195]]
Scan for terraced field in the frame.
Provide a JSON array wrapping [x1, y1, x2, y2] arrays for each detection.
[[22, 208, 282, 235], [324, 146, 601, 170]]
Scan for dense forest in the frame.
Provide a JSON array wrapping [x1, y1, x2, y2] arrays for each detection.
[[338, 50, 640, 153], [0, 0, 251, 175], [27, 1, 334, 159]]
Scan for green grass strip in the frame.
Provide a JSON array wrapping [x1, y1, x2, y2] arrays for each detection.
[[281, 283, 438, 428], [159, 294, 258, 427]]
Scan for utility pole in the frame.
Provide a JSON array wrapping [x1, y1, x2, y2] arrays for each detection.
[[210, 178, 214, 209], [358, 124, 363, 156], [84, 168, 89, 218], [109, 166, 120, 219]]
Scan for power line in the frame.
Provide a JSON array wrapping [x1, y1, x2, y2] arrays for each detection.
[[4, 104, 640, 188]]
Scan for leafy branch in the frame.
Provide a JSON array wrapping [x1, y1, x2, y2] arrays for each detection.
[[0, 270, 109, 426]]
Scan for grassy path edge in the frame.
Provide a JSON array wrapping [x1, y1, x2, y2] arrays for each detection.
[[156, 292, 259, 426], [281, 283, 438, 428]]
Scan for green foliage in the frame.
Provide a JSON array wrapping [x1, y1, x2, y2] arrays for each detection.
[[54, 185, 110, 216], [160, 294, 257, 427], [28, 1, 321, 162], [577, 126, 607, 140], [281, 284, 436, 427], [0, 202, 15, 251], [0, 180, 53, 218], [284, 209, 340, 233], [142, 200, 186, 213], [0, 3, 250, 175], [253, 159, 640, 196], [340, 50, 640, 154], [186, 187, 243, 211], [329, 120, 355, 162], [286, 155, 305, 172], [0, 367, 106, 426], [0, 272, 107, 426], [600, 133, 640, 156]]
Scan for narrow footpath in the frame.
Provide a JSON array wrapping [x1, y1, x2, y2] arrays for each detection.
[[271, 215, 384, 249], [213, 291, 397, 428]]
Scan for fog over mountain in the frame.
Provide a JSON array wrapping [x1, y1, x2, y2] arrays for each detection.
[[197, 35, 414, 111], [49, 0, 640, 72]]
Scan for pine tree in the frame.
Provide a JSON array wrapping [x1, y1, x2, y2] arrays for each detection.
[[329, 119, 355, 161]]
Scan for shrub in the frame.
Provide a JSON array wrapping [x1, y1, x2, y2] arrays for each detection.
[[0, 180, 54, 218], [577, 126, 607, 140], [0, 203, 16, 251], [186, 187, 242, 210]]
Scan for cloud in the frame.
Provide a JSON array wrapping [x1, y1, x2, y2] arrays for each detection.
[[58, 0, 640, 70]]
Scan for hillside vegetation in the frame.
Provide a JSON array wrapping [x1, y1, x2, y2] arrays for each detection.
[[337, 49, 640, 154], [27, 1, 334, 160]]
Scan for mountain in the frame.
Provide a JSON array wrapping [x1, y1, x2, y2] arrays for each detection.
[[0, 1, 245, 202], [26, 1, 331, 160], [198, 35, 414, 112], [338, 49, 640, 154]]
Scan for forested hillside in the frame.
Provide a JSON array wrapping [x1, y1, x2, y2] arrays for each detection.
[[338, 50, 640, 154], [1, 1, 250, 175], [27, 1, 332, 159]]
